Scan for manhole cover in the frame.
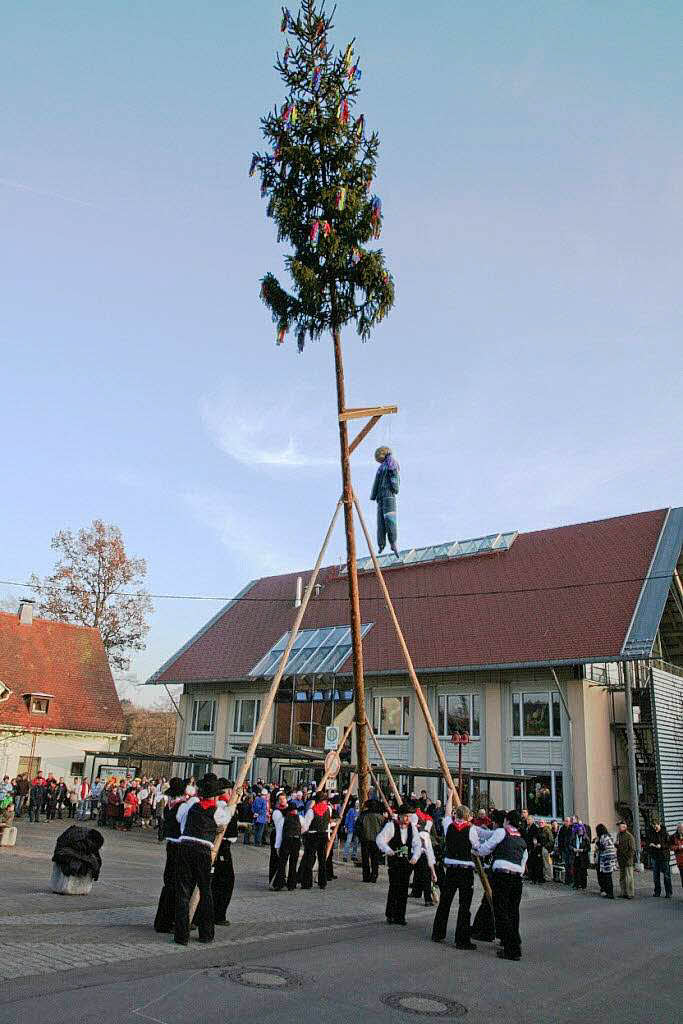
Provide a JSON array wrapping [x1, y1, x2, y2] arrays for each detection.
[[381, 992, 467, 1017], [222, 965, 302, 991]]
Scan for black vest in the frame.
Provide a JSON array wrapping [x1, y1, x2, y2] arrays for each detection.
[[183, 801, 218, 844], [495, 830, 527, 867], [225, 813, 238, 840], [283, 810, 302, 842], [389, 822, 415, 856], [445, 821, 473, 862], [163, 802, 181, 841], [307, 806, 330, 835]]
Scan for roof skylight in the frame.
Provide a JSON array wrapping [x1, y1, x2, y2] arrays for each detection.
[[342, 531, 518, 574], [249, 623, 373, 678]]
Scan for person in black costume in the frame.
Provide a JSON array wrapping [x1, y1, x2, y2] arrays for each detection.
[[300, 791, 331, 890], [431, 804, 479, 950], [376, 805, 422, 925], [476, 810, 528, 962], [272, 800, 303, 891], [212, 778, 237, 924], [174, 774, 232, 946], [154, 777, 187, 933], [471, 809, 505, 942]]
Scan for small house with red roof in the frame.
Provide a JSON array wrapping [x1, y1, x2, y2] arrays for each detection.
[[0, 601, 126, 782], [147, 507, 683, 832]]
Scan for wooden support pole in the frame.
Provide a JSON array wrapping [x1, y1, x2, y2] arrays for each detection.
[[332, 323, 370, 807], [348, 415, 381, 455], [365, 718, 403, 807], [326, 773, 357, 859], [368, 766, 393, 816], [188, 500, 343, 920], [316, 720, 354, 795], [352, 491, 461, 808]]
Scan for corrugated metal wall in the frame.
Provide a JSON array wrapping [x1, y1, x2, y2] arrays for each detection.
[[651, 667, 683, 830]]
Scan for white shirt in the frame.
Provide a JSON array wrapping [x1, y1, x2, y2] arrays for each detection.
[[477, 826, 529, 874], [272, 808, 286, 849], [176, 796, 234, 848], [376, 820, 422, 863], [442, 817, 481, 867]]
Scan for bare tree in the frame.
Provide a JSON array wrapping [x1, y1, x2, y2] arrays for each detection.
[[30, 520, 153, 670]]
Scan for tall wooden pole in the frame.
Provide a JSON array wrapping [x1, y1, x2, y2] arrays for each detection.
[[365, 718, 403, 806], [332, 322, 370, 807]]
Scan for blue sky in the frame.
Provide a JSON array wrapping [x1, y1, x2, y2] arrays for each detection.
[[1, 1, 681, 703]]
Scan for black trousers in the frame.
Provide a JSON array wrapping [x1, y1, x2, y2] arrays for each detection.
[[299, 833, 327, 889], [212, 842, 235, 921], [154, 841, 179, 932], [410, 853, 432, 903], [268, 839, 280, 884], [572, 854, 588, 889], [386, 857, 413, 923], [174, 841, 215, 945], [360, 840, 380, 882], [431, 865, 474, 944], [273, 837, 301, 890], [597, 869, 614, 898], [491, 871, 523, 958]]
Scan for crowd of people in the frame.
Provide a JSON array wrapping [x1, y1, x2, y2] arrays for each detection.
[[3, 770, 682, 962]]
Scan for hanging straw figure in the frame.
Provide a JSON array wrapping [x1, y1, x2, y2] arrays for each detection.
[[371, 447, 400, 558]]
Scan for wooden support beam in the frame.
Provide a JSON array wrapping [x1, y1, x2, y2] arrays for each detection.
[[365, 718, 403, 806], [188, 499, 343, 921], [338, 405, 398, 422], [326, 774, 357, 859], [353, 491, 460, 807], [349, 415, 381, 455], [368, 766, 393, 816]]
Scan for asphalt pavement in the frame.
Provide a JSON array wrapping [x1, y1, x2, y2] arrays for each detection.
[[0, 820, 680, 1024]]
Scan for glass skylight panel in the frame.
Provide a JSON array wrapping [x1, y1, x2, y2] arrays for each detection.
[[339, 530, 518, 574], [249, 623, 372, 678]]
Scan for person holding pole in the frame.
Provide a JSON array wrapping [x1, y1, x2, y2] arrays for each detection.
[[475, 810, 528, 962], [174, 774, 232, 946], [300, 790, 331, 890], [376, 804, 423, 925], [431, 802, 480, 950], [212, 779, 238, 926], [356, 798, 386, 882], [272, 800, 303, 891]]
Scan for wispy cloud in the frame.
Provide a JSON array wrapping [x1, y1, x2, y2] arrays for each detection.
[[200, 381, 337, 470], [0, 177, 98, 208], [182, 489, 296, 575]]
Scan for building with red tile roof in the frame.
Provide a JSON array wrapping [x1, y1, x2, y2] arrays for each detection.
[[148, 507, 683, 833], [0, 601, 126, 782]]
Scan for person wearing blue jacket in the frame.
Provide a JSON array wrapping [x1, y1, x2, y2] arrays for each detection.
[[252, 790, 269, 846], [343, 798, 359, 862]]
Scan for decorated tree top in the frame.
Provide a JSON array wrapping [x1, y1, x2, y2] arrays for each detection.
[[250, 0, 394, 351]]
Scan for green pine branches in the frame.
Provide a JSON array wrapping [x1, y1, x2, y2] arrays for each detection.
[[250, 0, 394, 351]]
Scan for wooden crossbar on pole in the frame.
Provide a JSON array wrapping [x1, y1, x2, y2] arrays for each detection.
[[326, 773, 357, 859], [338, 405, 397, 422], [365, 717, 403, 806]]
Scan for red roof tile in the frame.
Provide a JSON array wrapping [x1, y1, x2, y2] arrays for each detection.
[[151, 508, 668, 684], [0, 613, 125, 734]]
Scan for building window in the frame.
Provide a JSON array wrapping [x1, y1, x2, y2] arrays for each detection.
[[233, 699, 261, 734], [70, 761, 85, 778], [437, 694, 481, 738], [30, 697, 49, 714], [190, 699, 216, 733], [515, 770, 564, 819], [373, 696, 410, 737], [512, 691, 562, 738]]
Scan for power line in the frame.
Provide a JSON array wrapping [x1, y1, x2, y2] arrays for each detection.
[[0, 572, 675, 605]]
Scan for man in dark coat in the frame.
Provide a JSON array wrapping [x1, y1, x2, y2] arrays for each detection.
[[370, 446, 400, 557]]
